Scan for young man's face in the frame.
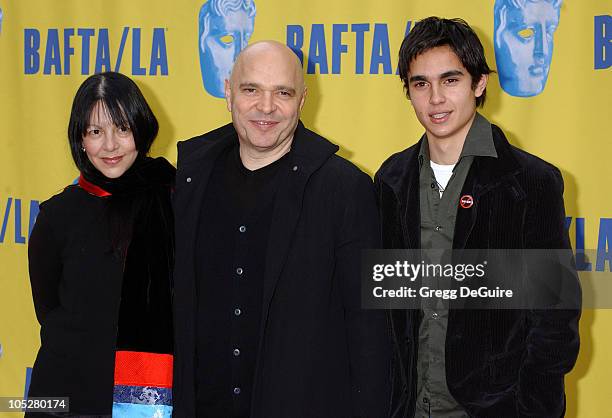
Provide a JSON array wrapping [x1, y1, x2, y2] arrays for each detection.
[[407, 45, 487, 144]]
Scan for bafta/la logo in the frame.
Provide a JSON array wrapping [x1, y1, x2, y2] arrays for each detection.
[[494, 0, 562, 97], [198, 0, 256, 98], [0, 6, 4, 35]]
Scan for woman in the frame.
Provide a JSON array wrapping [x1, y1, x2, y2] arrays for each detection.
[[27, 72, 174, 417]]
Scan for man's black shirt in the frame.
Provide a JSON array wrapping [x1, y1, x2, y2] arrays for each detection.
[[195, 145, 290, 417]]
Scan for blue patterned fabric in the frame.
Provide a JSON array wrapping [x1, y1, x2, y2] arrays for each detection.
[[112, 402, 172, 417], [113, 385, 172, 406]]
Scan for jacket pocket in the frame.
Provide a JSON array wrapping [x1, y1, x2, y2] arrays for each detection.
[[488, 346, 525, 386]]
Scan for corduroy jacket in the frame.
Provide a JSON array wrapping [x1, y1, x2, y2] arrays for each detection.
[[375, 123, 581, 418]]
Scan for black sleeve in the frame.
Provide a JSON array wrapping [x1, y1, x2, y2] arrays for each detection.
[[28, 204, 62, 324], [517, 167, 581, 417], [337, 171, 392, 418]]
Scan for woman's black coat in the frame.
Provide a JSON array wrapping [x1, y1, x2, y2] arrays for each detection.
[[27, 163, 175, 415], [27, 186, 125, 413]]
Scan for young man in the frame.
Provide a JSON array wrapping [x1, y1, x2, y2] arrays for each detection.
[[375, 17, 580, 417]]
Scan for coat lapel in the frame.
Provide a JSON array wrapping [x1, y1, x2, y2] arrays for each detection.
[[174, 124, 237, 271], [259, 122, 338, 328], [453, 125, 524, 249], [259, 154, 309, 325], [453, 163, 480, 250], [402, 160, 421, 250], [380, 140, 422, 250], [172, 124, 236, 413]]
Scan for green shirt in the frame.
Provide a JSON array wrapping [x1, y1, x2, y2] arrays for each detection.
[[415, 113, 497, 417]]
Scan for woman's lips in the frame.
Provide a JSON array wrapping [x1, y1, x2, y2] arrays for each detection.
[[101, 156, 123, 165]]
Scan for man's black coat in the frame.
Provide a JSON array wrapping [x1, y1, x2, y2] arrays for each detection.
[[374, 124, 581, 418], [172, 122, 392, 417]]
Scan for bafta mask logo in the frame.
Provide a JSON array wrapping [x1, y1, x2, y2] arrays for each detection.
[[494, 0, 562, 97], [198, 0, 256, 98], [0, 7, 4, 35]]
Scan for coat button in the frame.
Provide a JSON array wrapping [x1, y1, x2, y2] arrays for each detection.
[[186, 177, 192, 183], [432, 312, 439, 319], [435, 225, 442, 231], [234, 308, 242, 316], [236, 267, 243, 275], [233, 348, 241, 357], [233, 387, 241, 395], [292, 165, 298, 171], [239, 225, 246, 233]]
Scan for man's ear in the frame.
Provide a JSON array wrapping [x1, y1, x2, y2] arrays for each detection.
[[299, 87, 307, 112], [475, 74, 488, 98]]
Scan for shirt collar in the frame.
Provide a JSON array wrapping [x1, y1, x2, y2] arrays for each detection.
[[418, 112, 497, 166], [460, 112, 497, 158]]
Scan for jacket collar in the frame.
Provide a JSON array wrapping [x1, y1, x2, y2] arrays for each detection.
[[178, 120, 338, 174], [256, 121, 338, 336], [470, 124, 524, 198], [452, 124, 525, 249], [175, 118, 340, 345], [417, 112, 498, 164], [378, 122, 524, 249], [381, 122, 522, 204]]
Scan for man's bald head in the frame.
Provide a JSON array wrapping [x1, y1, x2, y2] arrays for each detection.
[[224, 40, 307, 170], [229, 40, 305, 94]]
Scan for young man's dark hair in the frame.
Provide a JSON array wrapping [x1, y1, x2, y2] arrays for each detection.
[[398, 17, 492, 107]]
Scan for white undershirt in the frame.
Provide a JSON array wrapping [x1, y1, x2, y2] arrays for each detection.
[[430, 161, 456, 198]]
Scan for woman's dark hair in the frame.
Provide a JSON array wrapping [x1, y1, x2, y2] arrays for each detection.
[[398, 17, 493, 107], [68, 71, 159, 172]]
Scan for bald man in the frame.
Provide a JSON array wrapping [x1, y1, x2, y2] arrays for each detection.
[[172, 41, 391, 418]]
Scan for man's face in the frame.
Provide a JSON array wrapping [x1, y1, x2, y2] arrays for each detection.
[[200, 9, 254, 98], [495, 0, 560, 97], [407, 46, 486, 144], [225, 47, 306, 155]]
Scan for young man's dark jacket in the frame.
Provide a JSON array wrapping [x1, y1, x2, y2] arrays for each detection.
[[172, 121, 392, 417], [374, 122, 581, 418]]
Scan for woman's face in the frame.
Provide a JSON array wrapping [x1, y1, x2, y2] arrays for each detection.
[[82, 102, 138, 178]]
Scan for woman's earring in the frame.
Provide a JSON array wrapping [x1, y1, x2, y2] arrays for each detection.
[[81, 145, 86, 152]]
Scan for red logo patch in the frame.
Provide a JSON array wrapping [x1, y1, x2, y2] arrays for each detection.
[[460, 195, 474, 209]]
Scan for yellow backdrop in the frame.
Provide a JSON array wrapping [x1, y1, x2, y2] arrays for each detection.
[[0, 0, 610, 416]]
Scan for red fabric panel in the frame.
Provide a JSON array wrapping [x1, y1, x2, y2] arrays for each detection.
[[114, 351, 173, 388]]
